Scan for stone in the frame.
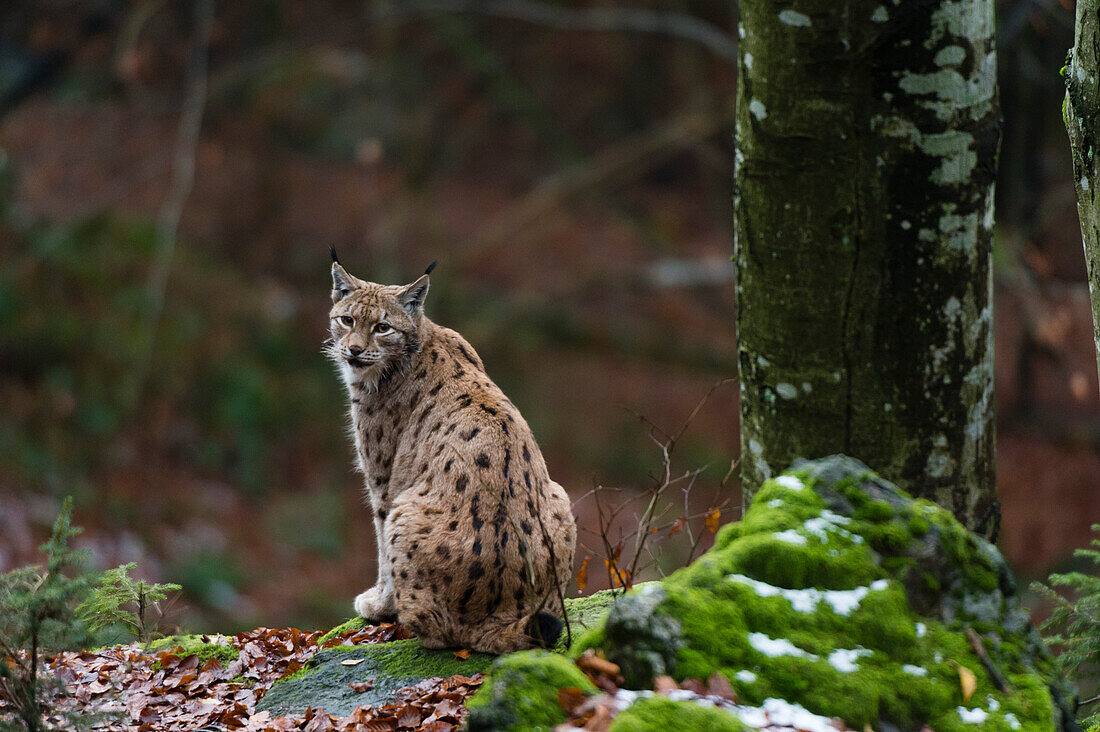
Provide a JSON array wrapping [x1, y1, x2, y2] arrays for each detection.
[[259, 587, 623, 717], [466, 650, 596, 731], [256, 639, 495, 717], [566, 455, 1075, 731], [450, 455, 1073, 730]]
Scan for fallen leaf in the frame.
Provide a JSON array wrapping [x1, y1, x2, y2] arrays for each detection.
[[575, 556, 590, 593], [350, 679, 374, 692], [420, 722, 454, 732], [706, 672, 736, 701], [958, 664, 977, 702], [653, 675, 679, 694], [603, 559, 631, 588], [557, 686, 588, 712], [680, 678, 707, 696], [453, 649, 471, 660], [395, 704, 422, 728], [705, 508, 721, 534], [341, 658, 366, 666], [432, 697, 463, 719], [575, 650, 621, 679]]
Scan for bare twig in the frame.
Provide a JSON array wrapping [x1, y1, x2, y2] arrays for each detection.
[[457, 109, 728, 266], [966, 628, 1011, 693], [372, 0, 739, 64], [671, 379, 736, 446], [577, 380, 737, 595]]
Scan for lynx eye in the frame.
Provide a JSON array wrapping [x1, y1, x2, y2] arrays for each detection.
[[339, 315, 354, 327], [374, 323, 392, 334]]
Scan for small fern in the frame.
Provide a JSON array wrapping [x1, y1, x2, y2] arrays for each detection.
[[78, 564, 181, 644], [1032, 524, 1100, 725]]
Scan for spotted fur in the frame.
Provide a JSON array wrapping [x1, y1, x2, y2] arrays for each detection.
[[324, 262, 576, 653]]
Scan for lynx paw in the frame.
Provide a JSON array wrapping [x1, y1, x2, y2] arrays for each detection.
[[354, 585, 397, 621]]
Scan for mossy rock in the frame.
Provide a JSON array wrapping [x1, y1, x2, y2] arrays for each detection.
[[264, 589, 622, 717], [608, 696, 746, 731], [466, 651, 597, 731], [256, 638, 495, 717], [561, 455, 1074, 731]]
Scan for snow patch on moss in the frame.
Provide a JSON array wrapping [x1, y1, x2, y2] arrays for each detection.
[[573, 457, 1061, 730], [778, 9, 812, 27]]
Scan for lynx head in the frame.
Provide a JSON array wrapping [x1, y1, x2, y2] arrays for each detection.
[[324, 256, 430, 390]]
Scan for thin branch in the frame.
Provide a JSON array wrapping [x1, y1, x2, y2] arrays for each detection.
[[129, 0, 213, 408], [458, 109, 728, 265], [671, 378, 736, 446], [372, 0, 739, 64]]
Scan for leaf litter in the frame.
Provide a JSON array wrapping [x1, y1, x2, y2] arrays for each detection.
[[0, 623, 482, 731]]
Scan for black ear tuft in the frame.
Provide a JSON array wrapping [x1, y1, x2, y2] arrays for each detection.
[[329, 246, 340, 263], [424, 259, 439, 276]]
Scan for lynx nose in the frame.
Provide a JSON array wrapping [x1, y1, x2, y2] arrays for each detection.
[[348, 344, 364, 356]]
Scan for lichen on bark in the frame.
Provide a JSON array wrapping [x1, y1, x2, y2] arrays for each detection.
[[734, 0, 1001, 537], [1064, 0, 1100, 392]]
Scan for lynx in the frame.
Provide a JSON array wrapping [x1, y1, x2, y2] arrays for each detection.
[[324, 252, 577, 653]]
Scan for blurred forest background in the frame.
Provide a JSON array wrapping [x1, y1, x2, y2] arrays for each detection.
[[0, 0, 1095, 634]]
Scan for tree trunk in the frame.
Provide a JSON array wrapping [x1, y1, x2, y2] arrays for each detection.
[[1065, 0, 1100, 394], [734, 0, 1001, 538]]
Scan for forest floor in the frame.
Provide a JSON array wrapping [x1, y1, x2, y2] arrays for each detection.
[[6, 623, 484, 732], [6, 621, 855, 732]]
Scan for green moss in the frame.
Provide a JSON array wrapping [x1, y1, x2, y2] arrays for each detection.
[[276, 665, 318, 684], [317, 616, 367, 644], [855, 499, 896, 523], [568, 621, 606, 657], [608, 696, 745, 731], [330, 638, 494, 679], [573, 460, 1061, 730], [145, 634, 238, 666], [466, 651, 596, 731], [907, 515, 929, 537], [557, 587, 629, 652], [259, 638, 495, 718]]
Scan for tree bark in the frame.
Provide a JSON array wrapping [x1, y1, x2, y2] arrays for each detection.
[[1065, 0, 1100, 394], [734, 0, 1001, 538]]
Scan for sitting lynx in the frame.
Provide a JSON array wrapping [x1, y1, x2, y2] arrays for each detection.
[[324, 252, 577, 653]]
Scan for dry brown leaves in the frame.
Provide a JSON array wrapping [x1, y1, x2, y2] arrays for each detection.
[[573, 650, 623, 692], [1, 623, 481, 732], [705, 507, 722, 534], [574, 557, 590, 593]]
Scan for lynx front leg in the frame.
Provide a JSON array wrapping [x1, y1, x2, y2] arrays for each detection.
[[354, 503, 397, 621]]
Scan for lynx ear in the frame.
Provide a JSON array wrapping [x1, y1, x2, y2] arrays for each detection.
[[398, 274, 430, 316], [331, 262, 360, 303]]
